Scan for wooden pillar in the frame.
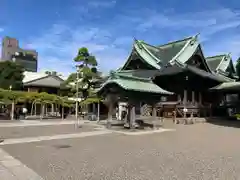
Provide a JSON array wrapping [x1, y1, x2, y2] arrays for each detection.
[[106, 94, 116, 128], [177, 94, 181, 102], [183, 90, 187, 105], [183, 90, 187, 118], [93, 103, 96, 113], [124, 104, 131, 128], [199, 92, 202, 105], [107, 102, 113, 128], [140, 102, 143, 115], [192, 91, 195, 105]]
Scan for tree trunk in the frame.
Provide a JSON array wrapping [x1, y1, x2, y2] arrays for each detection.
[[97, 102, 100, 122], [62, 106, 64, 120], [40, 104, 44, 120], [31, 102, 34, 116], [34, 103, 37, 116], [45, 104, 48, 116]]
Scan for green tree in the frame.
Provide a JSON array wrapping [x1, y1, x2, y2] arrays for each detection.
[[73, 47, 99, 98], [74, 47, 98, 90], [59, 72, 77, 97], [0, 61, 24, 90], [236, 57, 240, 81]]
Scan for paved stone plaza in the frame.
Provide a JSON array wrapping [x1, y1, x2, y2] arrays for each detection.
[[0, 120, 240, 179]]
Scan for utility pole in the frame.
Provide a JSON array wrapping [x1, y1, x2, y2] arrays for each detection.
[[75, 65, 79, 127]]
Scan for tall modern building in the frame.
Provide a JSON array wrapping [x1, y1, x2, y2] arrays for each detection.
[[1, 36, 38, 72]]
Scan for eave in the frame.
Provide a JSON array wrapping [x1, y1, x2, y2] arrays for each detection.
[[153, 63, 233, 83], [97, 71, 173, 95], [121, 42, 160, 70]]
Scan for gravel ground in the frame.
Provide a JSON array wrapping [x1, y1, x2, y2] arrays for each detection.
[[2, 123, 240, 180], [0, 124, 98, 139]]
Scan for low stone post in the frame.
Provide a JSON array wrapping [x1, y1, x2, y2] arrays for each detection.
[[129, 105, 136, 129], [172, 110, 177, 124], [152, 103, 157, 129]]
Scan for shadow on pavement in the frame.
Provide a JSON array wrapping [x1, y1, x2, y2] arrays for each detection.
[[206, 117, 240, 128]]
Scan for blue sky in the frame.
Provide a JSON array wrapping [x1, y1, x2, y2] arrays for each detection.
[[0, 0, 240, 76]]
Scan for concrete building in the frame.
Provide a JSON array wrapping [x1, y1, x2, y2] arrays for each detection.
[[1, 36, 38, 72]]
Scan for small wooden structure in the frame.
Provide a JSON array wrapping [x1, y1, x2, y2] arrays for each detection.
[[97, 71, 173, 129]]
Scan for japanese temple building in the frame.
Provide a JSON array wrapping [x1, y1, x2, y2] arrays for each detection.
[[23, 71, 66, 94], [98, 34, 238, 121]]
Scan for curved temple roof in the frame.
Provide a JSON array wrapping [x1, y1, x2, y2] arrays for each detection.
[[97, 71, 173, 95], [122, 34, 211, 73], [122, 36, 195, 70], [206, 54, 235, 73], [105, 34, 237, 97], [153, 63, 233, 83], [210, 81, 240, 91]]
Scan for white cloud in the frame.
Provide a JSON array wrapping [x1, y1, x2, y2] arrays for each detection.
[[130, 7, 240, 59], [24, 24, 130, 76], [88, 0, 116, 8], [23, 6, 240, 76], [0, 28, 4, 33], [203, 35, 240, 60], [135, 8, 240, 34], [72, 0, 116, 15]]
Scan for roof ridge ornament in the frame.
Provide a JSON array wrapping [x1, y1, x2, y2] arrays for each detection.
[[190, 33, 199, 45], [134, 39, 143, 50], [109, 70, 118, 79], [227, 53, 231, 58], [195, 33, 200, 38]]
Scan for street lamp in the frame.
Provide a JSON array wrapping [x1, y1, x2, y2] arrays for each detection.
[[9, 85, 14, 121], [75, 65, 84, 128]]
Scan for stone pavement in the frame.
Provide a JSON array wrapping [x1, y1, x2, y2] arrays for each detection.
[[0, 119, 82, 127], [0, 130, 113, 180], [2, 123, 240, 179], [0, 130, 113, 145], [0, 119, 176, 180], [0, 123, 99, 139], [0, 148, 44, 180]]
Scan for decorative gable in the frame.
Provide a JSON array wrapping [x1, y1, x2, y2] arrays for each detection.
[[185, 46, 211, 72]]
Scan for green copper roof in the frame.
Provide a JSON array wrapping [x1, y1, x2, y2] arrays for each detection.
[[154, 63, 234, 83], [134, 35, 202, 68], [206, 54, 235, 74], [140, 41, 187, 66], [122, 34, 208, 71], [97, 71, 173, 95], [116, 69, 159, 79], [157, 37, 193, 48], [206, 55, 225, 72], [210, 81, 239, 91], [133, 41, 161, 69]]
